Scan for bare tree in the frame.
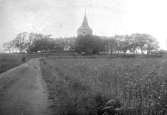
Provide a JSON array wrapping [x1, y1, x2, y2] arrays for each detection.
[[12, 32, 29, 52]]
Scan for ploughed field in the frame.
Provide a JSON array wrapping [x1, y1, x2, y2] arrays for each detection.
[[40, 57, 167, 115]]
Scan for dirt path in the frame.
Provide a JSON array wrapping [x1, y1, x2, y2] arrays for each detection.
[[0, 59, 51, 115]]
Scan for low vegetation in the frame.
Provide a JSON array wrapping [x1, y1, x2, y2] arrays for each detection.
[[0, 54, 26, 73], [40, 57, 167, 115]]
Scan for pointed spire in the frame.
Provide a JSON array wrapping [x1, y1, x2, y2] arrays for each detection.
[[77, 10, 93, 36], [82, 11, 88, 26]]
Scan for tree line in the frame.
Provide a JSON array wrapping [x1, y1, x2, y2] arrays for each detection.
[[3, 32, 160, 55], [103, 34, 159, 55], [3, 32, 72, 53]]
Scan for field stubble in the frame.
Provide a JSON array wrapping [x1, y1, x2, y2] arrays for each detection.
[[40, 57, 167, 115]]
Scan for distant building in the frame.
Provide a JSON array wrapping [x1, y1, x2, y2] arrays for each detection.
[[77, 13, 93, 36]]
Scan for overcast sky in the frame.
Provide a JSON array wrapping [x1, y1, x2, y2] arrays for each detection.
[[0, 0, 167, 51]]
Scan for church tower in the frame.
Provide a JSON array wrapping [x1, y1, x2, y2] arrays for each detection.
[[77, 13, 93, 36]]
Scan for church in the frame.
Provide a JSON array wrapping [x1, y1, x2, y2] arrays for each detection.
[[77, 13, 93, 36], [61, 14, 93, 51]]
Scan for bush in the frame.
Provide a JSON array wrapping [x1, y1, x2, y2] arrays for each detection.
[[75, 35, 104, 55]]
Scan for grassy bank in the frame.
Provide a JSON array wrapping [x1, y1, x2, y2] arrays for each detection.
[[0, 54, 26, 73]]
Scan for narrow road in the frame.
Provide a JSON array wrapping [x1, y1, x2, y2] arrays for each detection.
[[0, 59, 51, 115]]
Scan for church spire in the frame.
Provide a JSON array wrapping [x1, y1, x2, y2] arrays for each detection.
[[82, 11, 88, 26], [77, 11, 93, 36]]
